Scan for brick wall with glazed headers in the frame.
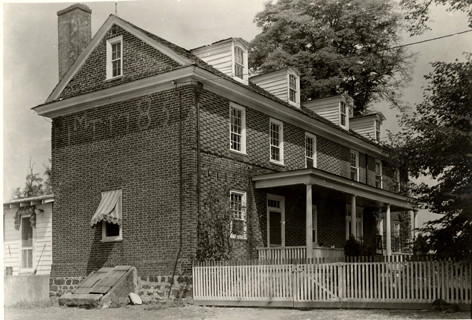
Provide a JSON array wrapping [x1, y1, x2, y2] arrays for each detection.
[[51, 86, 198, 278], [59, 25, 181, 100]]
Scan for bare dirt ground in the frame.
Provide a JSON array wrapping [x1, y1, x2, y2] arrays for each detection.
[[4, 305, 471, 320]]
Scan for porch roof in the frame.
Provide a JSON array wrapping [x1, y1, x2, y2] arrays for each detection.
[[252, 168, 419, 211]]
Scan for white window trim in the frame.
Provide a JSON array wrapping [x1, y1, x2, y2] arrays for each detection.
[[305, 132, 317, 168], [375, 159, 383, 189], [267, 194, 285, 247], [231, 44, 248, 85], [19, 215, 34, 273], [269, 118, 284, 165], [230, 190, 247, 239], [346, 205, 363, 240], [375, 120, 381, 142], [287, 73, 300, 107], [106, 35, 123, 80], [229, 102, 247, 154], [350, 150, 359, 182], [339, 101, 349, 130]]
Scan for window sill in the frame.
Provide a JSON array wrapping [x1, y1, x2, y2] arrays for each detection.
[[270, 160, 285, 167], [101, 238, 123, 243], [105, 75, 123, 82], [229, 149, 247, 156]]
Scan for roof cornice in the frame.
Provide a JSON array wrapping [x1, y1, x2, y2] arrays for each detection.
[[35, 64, 386, 156], [34, 66, 195, 118]]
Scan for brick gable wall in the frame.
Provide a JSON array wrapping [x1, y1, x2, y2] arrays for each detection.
[[58, 25, 182, 100], [51, 86, 197, 277]]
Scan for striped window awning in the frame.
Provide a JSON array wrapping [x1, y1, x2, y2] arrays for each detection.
[[90, 190, 122, 226]]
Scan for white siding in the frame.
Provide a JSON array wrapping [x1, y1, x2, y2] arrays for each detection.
[[3, 202, 53, 275], [192, 42, 233, 77], [304, 98, 340, 125], [251, 72, 288, 102], [350, 117, 376, 140]]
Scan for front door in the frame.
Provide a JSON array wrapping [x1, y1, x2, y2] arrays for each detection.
[[269, 211, 282, 246], [267, 194, 285, 247]]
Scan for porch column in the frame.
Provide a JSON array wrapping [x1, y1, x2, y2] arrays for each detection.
[[351, 195, 357, 239], [386, 204, 391, 256], [410, 210, 418, 241], [306, 184, 313, 259]]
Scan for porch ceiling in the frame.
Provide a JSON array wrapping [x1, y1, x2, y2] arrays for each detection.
[[252, 168, 419, 211]]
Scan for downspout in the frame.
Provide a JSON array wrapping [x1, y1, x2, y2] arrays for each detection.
[[194, 81, 204, 248], [169, 86, 183, 299]]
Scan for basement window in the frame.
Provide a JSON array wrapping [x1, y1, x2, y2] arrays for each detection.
[[106, 36, 123, 79]]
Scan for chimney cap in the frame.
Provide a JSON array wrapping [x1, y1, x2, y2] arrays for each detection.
[[57, 3, 92, 16]]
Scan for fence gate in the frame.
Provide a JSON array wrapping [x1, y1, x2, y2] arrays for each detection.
[[193, 259, 471, 310]]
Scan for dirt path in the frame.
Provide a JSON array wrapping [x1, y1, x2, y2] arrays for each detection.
[[4, 305, 471, 320]]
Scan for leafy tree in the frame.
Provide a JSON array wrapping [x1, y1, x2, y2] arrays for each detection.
[[249, 0, 414, 114], [42, 159, 52, 195], [400, 0, 472, 35], [11, 158, 52, 199], [395, 55, 472, 261]]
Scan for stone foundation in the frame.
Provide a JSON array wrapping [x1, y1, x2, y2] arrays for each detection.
[[50, 274, 193, 304], [49, 276, 85, 297], [137, 274, 193, 304]]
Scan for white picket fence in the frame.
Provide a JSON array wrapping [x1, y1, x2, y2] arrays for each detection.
[[193, 259, 471, 308]]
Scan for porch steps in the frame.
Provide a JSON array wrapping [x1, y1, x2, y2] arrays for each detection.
[[58, 265, 137, 308]]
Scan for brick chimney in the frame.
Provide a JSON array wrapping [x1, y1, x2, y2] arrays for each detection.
[[57, 3, 92, 80]]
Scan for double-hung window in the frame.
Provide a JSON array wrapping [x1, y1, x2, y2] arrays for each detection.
[[375, 120, 381, 142], [21, 216, 34, 270], [106, 36, 123, 79], [289, 74, 297, 103], [270, 119, 284, 164], [305, 133, 316, 168], [230, 191, 246, 239], [340, 102, 347, 127], [350, 150, 359, 181], [375, 160, 383, 189], [234, 47, 244, 79], [229, 103, 246, 153]]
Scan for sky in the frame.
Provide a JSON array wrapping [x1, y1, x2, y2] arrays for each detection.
[[2, 0, 472, 228]]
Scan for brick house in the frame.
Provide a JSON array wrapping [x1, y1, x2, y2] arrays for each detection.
[[33, 4, 418, 296]]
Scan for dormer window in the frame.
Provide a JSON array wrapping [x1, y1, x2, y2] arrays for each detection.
[[340, 102, 347, 127], [289, 74, 297, 103], [106, 36, 123, 79], [375, 120, 381, 142], [234, 47, 244, 79]]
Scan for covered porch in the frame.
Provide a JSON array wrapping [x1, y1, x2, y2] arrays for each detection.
[[252, 168, 419, 260]]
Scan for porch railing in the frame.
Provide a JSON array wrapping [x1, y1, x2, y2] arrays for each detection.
[[257, 246, 344, 260]]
